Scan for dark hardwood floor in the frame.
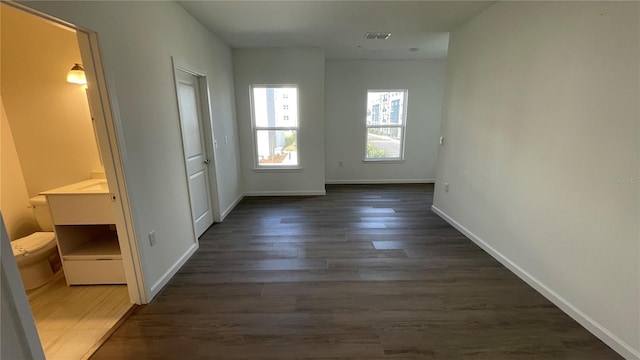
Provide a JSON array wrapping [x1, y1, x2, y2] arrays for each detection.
[[92, 184, 620, 359]]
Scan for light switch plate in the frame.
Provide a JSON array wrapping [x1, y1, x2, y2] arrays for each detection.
[[149, 231, 157, 246]]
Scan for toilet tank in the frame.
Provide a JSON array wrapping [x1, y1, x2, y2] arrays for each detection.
[[29, 196, 54, 231]]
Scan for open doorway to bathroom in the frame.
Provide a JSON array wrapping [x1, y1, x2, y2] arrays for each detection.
[[1, 3, 143, 359]]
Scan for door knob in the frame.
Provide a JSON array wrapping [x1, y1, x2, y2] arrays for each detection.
[[203, 159, 211, 165]]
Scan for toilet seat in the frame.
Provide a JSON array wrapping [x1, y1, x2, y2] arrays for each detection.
[[11, 232, 56, 258]]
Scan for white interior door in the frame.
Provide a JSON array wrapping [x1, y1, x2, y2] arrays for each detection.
[[175, 69, 214, 237]]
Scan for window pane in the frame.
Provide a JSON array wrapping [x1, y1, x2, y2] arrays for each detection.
[[253, 87, 298, 127], [256, 130, 298, 166], [366, 128, 401, 159], [366, 91, 406, 126]]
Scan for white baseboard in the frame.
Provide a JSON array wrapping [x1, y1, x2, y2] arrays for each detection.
[[431, 205, 639, 360], [220, 193, 244, 221], [243, 190, 326, 196], [148, 242, 198, 300], [325, 178, 435, 184]]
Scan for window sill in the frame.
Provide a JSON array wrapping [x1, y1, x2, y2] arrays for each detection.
[[363, 159, 405, 164], [252, 167, 303, 173]]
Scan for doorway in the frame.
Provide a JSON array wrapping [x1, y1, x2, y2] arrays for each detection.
[[173, 64, 220, 236], [1, 2, 144, 359]]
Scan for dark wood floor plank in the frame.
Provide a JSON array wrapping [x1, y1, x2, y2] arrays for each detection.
[[297, 248, 408, 259], [92, 184, 621, 359], [272, 241, 376, 251], [248, 234, 348, 243], [140, 295, 297, 315], [185, 258, 328, 271], [172, 269, 363, 284]]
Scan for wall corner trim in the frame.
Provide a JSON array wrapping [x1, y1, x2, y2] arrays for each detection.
[[325, 179, 435, 185], [220, 193, 244, 221], [148, 242, 198, 301], [243, 190, 326, 197], [430, 205, 640, 360]]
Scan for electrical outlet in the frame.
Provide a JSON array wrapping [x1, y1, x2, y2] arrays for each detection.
[[444, 183, 449, 193], [149, 231, 157, 246]]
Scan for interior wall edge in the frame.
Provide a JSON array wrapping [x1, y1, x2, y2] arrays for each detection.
[[219, 193, 244, 222], [325, 179, 435, 185], [148, 242, 198, 299], [431, 205, 640, 360], [0, 95, 37, 240], [0, 214, 45, 359], [243, 190, 327, 197]]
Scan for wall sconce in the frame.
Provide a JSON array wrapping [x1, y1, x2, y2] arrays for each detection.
[[67, 63, 87, 85]]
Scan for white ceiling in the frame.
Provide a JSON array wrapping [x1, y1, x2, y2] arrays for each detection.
[[177, 1, 496, 60]]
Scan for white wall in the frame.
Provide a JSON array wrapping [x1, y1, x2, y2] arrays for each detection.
[[0, 284, 32, 360], [1, 214, 45, 359], [1, 97, 38, 240], [325, 60, 445, 183], [25, 1, 243, 299], [433, 2, 639, 358], [233, 48, 326, 195], [1, 4, 102, 198]]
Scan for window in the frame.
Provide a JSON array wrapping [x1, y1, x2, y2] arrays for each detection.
[[250, 85, 299, 168], [365, 90, 408, 160]]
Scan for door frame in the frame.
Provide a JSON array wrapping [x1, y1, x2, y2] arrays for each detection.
[[3, 1, 147, 305], [171, 58, 222, 233]]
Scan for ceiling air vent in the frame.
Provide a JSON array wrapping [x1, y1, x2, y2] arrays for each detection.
[[364, 32, 391, 40]]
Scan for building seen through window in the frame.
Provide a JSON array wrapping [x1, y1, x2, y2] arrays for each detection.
[[365, 90, 408, 160], [251, 86, 299, 167]]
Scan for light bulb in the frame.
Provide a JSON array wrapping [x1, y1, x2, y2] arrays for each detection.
[[67, 63, 87, 85]]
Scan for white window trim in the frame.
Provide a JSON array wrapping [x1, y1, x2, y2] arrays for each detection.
[[364, 89, 409, 162], [249, 84, 302, 170]]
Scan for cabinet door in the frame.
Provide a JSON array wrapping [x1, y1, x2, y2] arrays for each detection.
[[47, 194, 115, 225], [63, 260, 126, 285]]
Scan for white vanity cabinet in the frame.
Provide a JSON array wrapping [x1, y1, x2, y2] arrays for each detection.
[[41, 179, 126, 285]]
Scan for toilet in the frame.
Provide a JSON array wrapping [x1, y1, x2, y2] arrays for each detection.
[[11, 195, 58, 290]]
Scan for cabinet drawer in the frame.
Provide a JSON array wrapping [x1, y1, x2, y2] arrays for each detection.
[[63, 259, 126, 285], [47, 194, 114, 225]]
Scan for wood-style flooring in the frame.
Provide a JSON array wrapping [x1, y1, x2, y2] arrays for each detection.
[[27, 272, 132, 360], [92, 184, 621, 359]]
